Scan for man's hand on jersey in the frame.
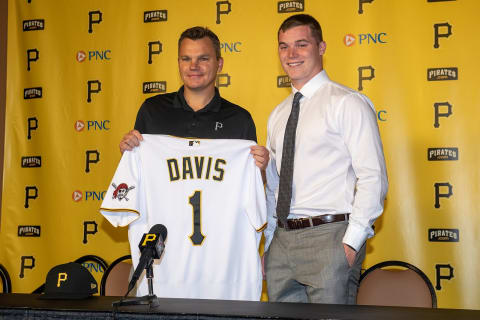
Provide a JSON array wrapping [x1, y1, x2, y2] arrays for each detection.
[[250, 145, 269, 170], [119, 130, 143, 153]]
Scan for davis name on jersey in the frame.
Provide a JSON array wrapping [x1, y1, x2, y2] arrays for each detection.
[[99, 135, 267, 301], [167, 156, 225, 181]]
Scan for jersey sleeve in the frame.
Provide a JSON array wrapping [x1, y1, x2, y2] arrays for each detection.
[[243, 154, 267, 232], [99, 149, 141, 227]]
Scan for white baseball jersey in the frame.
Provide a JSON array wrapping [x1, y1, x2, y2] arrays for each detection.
[[100, 135, 266, 301]]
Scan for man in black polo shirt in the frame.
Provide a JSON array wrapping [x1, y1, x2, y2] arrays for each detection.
[[120, 26, 269, 170]]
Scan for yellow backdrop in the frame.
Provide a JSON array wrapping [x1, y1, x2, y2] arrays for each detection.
[[1, 0, 479, 309]]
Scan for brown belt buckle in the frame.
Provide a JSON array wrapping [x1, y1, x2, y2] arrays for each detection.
[[279, 219, 289, 230]]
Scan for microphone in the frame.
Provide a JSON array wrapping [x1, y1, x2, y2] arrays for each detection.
[[126, 224, 167, 295]]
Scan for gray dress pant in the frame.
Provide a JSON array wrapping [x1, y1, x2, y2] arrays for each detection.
[[265, 220, 366, 304]]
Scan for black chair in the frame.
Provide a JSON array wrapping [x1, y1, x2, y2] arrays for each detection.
[[357, 260, 437, 308], [0, 263, 12, 293], [100, 254, 132, 296]]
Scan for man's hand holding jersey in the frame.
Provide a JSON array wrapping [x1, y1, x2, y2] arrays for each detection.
[[119, 129, 144, 153]]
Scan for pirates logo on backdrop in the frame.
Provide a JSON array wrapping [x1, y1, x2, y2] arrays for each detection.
[[21, 156, 41, 168], [18, 226, 41, 237], [24, 87, 42, 99]]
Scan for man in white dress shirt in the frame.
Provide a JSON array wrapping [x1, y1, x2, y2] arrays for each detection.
[[264, 14, 388, 304]]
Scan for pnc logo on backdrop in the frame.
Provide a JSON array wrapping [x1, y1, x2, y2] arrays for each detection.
[[72, 190, 106, 202], [76, 50, 111, 62], [343, 33, 387, 46], [220, 42, 242, 53], [82, 262, 104, 273], [74, 120, 110, 132]]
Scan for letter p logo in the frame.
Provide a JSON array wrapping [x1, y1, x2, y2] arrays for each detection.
[[57, 272, 68, 287], [216, 1, 232, 24], [434, 22, 452, 49], [142, 234, 157, 246], [358, 66, 375, 91]]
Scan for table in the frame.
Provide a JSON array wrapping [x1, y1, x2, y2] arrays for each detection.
[[1, 293, 479, 320]]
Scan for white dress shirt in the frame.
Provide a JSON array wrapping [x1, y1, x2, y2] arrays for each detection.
[[264, 70, 388, 251]]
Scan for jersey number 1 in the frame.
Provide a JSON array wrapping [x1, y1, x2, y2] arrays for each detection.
[[189, 191, 205, 245]]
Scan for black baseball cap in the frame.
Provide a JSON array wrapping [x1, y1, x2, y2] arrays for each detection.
[[40, 262, 98, 299]]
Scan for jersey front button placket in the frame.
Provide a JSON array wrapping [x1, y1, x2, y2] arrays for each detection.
[[187, 114, 196, 135], [191, 114, 198, 135]]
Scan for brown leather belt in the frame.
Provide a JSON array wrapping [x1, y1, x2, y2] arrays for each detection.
[[277, 214, 349, 230]]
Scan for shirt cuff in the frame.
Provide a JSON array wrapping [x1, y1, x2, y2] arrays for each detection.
[[342, 222, 369, 252]]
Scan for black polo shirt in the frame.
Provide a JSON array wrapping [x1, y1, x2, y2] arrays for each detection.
[[134, 86, 257, 142]]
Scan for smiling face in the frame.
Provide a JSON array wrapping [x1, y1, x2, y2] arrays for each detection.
[[178, 37, 223, 93], [278, 25, 326, 90]]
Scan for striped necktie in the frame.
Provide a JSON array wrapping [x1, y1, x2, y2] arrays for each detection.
[[276, 91, 303, 224]]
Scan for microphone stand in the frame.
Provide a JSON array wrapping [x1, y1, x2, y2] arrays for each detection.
[[112, 260, 160, 309]]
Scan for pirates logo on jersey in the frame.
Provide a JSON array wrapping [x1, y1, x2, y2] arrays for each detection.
[[112, 183, 135, 201]]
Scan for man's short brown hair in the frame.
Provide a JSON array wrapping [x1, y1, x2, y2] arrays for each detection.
[[278, 14, 323, 44], [178, 26, 221, 60]]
